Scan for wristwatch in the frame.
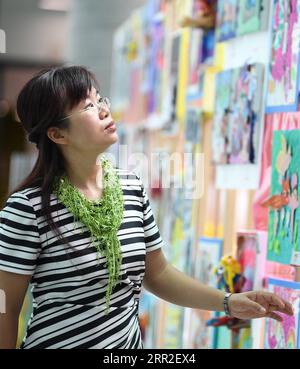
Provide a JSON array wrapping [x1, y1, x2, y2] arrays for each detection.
[[223, 292, 232, 317]]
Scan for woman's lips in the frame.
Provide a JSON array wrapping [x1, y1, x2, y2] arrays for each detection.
[[105, 121, 114, 129], [104, 121, 116, 132]]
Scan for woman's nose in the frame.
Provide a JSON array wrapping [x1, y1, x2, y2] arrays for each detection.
[[99, 106, 110, 120]]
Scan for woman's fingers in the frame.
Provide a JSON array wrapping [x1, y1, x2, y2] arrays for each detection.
[[248, 291, 294, 316], [266, 312, 283, 322]]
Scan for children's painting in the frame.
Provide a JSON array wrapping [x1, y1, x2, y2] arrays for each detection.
[[163, 304, 185, 349], [147, 19, 165, 116], [201, 29, 215, 64], [266, 130, 300, 266], [194, 237, 223, 287], [237, 0, 270, 35], [188, 29, 203, 87], [212, 69, 233, 164], [183, 308, 218, 349], [237, 0, 261, 35], [212, 64, 264, 165], [264, 278, 300, 349], [230, 64, 264, 164], [162, 33, 181, 134], [236, 232, 257, 292], [266, 0, 300, 113], [183, 237, 222, 349], [185, 108, 202, 148], [216, 0, 238, 42]]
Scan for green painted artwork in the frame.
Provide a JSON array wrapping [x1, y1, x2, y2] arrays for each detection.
[[237, 0, 270, 36], [266, 130, 300, 266], [237, 0, 261, 35]]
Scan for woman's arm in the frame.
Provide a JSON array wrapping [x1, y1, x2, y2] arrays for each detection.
[[0, 271, 31, 349], [143, 249, 294, 320], [143, 248, 225, 311]]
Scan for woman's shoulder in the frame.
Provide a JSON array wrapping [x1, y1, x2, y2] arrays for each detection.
[[3, 186, 42, 210]]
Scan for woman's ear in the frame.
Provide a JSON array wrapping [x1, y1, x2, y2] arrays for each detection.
[[47, 127, 68, 145]]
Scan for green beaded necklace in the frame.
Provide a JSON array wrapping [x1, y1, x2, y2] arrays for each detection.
[[53, 156, 124, 313]]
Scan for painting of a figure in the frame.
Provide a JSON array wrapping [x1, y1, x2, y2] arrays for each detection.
[[237, 0, 270, 35], [183, 237, 222, 349], [212, 64, 264, 165], [216, 0, 238, 41], [266, 0, 300, 112], [265, 130, 300, 265], [212, 70, 233, 164], [264, 279, 300, 349]]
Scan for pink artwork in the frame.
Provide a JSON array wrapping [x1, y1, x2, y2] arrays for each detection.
[[236, 232, 257, 292], [253, 112, 300, 232], [266, 0, 300, 112], [265, 278, 300, 349]]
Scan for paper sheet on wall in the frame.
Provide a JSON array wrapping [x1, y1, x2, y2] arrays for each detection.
[[266, 0, 300, 113], [264, 278, 300, 349], [267, 130, 300, 266]]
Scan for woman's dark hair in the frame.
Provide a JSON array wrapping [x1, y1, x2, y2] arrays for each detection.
[[8, 65, 99, 239]]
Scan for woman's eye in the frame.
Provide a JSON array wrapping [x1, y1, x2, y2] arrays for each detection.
[[86, 103, 94, 109]]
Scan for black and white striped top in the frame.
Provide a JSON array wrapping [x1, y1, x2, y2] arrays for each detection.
[[0, 170, 163, 349]]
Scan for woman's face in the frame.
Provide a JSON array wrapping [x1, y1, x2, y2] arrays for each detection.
[[58, 87, 118, 153]]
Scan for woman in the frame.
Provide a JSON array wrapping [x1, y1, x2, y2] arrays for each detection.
[[0, 66, 293, 349]]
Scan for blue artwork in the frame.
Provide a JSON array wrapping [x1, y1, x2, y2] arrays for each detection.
[[216, 0, 238, 42]]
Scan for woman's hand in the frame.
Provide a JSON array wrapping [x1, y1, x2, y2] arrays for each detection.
[[228, 291, 294, 321]]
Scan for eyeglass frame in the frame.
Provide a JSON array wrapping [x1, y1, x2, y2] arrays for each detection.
[[58, 96, 111, 122]]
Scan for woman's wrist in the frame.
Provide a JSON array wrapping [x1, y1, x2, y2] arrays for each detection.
[[223, 292, 233, 316]]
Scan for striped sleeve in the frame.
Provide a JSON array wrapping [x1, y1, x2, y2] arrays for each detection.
[[140, 179, 164, 253], [0, 192, 41, 275]]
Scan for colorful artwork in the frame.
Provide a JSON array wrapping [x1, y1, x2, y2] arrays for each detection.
[[162, 33, 181, 134], [185, 108, 202, 147], [183, 308, 218, 349], [266, 0, 300, 113], [163, 180, 194, 348], [184, 238, 222, 349], [212, 64, 264, 165], [236, 232, 257, 292], [233, 327, 252, 349], [139, 290, 160, 348], [216, 0, 238, 42], [215, 316, 231, 349], [212, 70, 233, 163], [188, 29, 203, 87], [237, 0, 261, 35], [163, 304, 185, 349], [253, 112, 300, 233], [201, 30, 215, 64], [195, 237, 223, 286], [266, 130, 300, 266], [237, 0, 270, 36], [264, 278, 300, 349], [148, 19, 165, 115]]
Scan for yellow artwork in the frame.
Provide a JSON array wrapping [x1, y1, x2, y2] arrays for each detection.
[[176, 29, 190, 124]]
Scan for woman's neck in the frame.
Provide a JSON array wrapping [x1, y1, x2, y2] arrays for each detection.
[[64, 152, 104, 191]]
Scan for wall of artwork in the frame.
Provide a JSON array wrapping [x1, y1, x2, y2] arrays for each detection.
[[110, 0, 300, 349]]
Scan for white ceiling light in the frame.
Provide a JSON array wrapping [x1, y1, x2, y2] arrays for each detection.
[[39, 0, 72, 12]]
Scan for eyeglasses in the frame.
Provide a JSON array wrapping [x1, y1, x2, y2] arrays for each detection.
[[59, 97, 111, 122]]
